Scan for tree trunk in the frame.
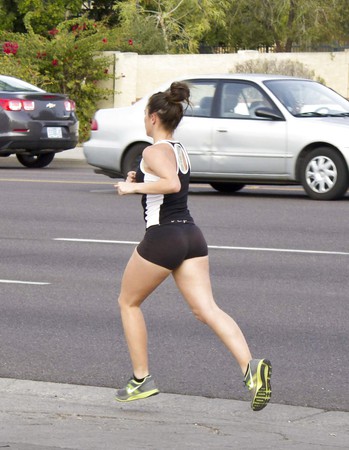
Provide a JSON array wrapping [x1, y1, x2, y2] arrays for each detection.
[[285, 0, 297, 52]]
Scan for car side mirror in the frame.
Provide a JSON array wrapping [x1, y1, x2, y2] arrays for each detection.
[[255, 107, 284, 120]]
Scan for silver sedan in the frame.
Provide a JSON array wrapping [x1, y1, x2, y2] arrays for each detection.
[[83, 74, 349, 200]]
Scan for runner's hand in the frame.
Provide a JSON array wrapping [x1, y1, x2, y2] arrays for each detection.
[[114, 181, 135, 195], [126, 171, 136, 183], [115, 171, 137, 195]]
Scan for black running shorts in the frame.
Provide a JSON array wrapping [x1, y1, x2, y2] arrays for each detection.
[[137, 222, 208, 270]]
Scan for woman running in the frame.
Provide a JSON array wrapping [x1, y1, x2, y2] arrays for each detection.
[[114, 81, 272, 411]]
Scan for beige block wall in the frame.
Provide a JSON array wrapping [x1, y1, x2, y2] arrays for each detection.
[[100, 50, 349, 108]]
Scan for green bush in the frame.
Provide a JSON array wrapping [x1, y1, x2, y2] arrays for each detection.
[[0, 17, 114, 142]]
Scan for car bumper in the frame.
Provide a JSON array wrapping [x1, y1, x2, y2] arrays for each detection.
[[0, 122, 79, 153], [83, 140, 123, 172]]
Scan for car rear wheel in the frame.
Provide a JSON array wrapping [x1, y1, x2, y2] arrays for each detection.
[[210, 182, 245, 193], [122, 143, 148, 177], [300, 147, 349, 200], [16, 152, 55, 168]]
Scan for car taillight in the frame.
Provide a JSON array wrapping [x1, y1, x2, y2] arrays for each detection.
[[91, 118, 98, 130], [0, 99, 21, 111], [23, 100, 35, 111], [64, 100, 76, 111], [0, 99, 35, 111]]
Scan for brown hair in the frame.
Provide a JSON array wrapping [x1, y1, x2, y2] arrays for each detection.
[[147, 81, 190, 132]]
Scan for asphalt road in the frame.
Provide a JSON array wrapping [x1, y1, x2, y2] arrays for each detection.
[[0, 157, 348, 412]]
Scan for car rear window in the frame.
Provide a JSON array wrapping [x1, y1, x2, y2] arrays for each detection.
[[0, 76, 44, 93]]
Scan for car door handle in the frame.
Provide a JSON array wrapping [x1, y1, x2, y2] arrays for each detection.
[[216, 129, 228, 132]]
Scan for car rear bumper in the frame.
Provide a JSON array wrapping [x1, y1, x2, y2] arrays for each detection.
[[0, 120, 79, 153], [0, 136, 78, 153]]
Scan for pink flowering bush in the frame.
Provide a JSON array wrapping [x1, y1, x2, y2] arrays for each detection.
[[0, 33, 46, 86], [0, 17, 113, 142]]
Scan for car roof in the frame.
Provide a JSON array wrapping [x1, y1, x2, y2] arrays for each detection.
[[181, 73, 311, 82]]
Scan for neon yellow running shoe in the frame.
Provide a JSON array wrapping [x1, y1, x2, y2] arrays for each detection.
[[244, 359, 272, 411], [115, 375, 159, 402]]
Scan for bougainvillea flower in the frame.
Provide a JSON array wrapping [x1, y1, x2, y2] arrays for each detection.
[[2, 41, 19, 55], [36, 51, 47, 59]]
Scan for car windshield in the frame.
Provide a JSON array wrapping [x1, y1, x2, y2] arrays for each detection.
[[0, 75, 44, 93], [264, 79, 349, 117]]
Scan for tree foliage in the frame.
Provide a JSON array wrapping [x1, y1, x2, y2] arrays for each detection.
[[203, 0, 349, 52], [0, 0, 83, 33], [82, 0, 126, 26], [1, 0, 349, 53], [111, 0, 349, 54], [116, 0, 230, 53]]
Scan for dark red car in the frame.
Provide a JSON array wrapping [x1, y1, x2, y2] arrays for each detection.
[[0, 75, 79, 168]]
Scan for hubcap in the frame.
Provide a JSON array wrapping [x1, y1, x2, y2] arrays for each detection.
[[306, 156, 337, 193]]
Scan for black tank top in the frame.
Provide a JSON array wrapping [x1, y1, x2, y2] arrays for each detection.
[[135, 140, 194, 228]]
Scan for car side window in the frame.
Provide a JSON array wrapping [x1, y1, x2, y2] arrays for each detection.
[[219, 82, 273, 119], [184, 81, 217, 117]]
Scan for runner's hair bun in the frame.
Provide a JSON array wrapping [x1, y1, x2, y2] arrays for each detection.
[[167, 82, 190, 105]]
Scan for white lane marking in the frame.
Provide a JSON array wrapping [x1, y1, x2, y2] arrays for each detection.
[[0, 178, 114, 185], [53, 238, 349, 256], [208, 245, 349, 256], [54, 238, 139, 245], [0, 279, 50, 285]]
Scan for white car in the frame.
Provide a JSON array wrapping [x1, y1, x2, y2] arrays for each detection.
[[83, 74, 349, 200]]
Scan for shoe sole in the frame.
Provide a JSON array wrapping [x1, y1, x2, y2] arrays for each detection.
[[251, 359, 272, 411], [115, 389, 159, 403]]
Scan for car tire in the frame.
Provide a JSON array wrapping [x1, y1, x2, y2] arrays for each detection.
[[16, 152, 55, 168], [210, 182, 245, 193], [122, 143, 148, 176], [300, 147, 349, 200]]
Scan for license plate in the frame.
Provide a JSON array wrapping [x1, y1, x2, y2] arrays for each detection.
[[47, 127, 62, 138]]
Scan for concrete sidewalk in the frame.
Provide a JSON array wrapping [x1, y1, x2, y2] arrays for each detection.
[[55, 147, 85, 161], [0, 378, 347, 450]]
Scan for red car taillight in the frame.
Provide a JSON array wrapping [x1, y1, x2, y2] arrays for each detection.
[[23, 100, 35, 111], [91, 118, 98, 130], [0, 99, 35, 111], [64, 100, 76, 111], [0, 99, 21, 111]]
